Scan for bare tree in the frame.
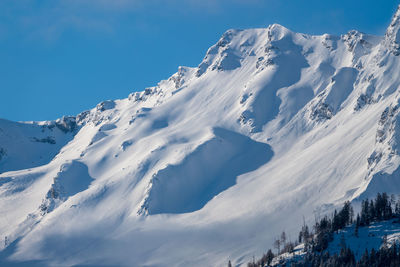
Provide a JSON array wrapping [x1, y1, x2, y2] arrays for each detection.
[[274, 238, 281, 254], [280, 231, 287, 246]]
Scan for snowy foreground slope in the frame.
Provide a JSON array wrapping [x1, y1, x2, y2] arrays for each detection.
[[3, 7, 400, 267]]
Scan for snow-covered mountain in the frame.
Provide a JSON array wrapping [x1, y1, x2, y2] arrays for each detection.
[[2, 6, 400, 267]]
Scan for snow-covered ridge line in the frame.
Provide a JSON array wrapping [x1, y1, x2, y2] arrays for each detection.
[[2, 5, 400, 267]]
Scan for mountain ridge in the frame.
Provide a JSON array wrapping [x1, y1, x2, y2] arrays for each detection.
[[1, 5, 400, 266]]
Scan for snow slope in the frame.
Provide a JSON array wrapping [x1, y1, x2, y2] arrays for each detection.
[[2, 6, 400, 267]]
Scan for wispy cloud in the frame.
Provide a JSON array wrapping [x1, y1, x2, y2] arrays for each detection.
[[0, 0, 120, 41], [0, 0, 265, 41]]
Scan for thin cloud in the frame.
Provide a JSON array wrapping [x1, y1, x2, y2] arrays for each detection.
[[0, 0, 265, 41]]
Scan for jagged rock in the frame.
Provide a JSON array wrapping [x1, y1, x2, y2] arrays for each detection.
[[55, 116, 77, 133], [39, 182, 63, 215], [168, 66, 186, 89], [343, 30, 372, 53], [240, 93, 252, 104], [96, 100, 116, 112], [39, 161, 93, 215], [32, 136, 56, 144], [76, 110, 90, 124], [367, 151, 383, 168], [255, 56, 274, 71], [355, 93, 372, 111], [322, 34, 338, 51], [264, 44, 279, 54], [120, 140, 133, 151], [376, 104, 399, 143], [128, 92, 142, 101], [212, 49, 242, 71], [385, 6, 400, 56], [311, 103, 333, 121], [196, 29, 243, 77]]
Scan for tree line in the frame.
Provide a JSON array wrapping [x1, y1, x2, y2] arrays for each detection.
[[243, 192, 400, 267]]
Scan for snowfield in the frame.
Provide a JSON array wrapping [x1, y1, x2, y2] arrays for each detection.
[[2, 6, 400, 267]]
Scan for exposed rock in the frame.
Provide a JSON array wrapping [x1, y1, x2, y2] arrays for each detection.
[[310, 102, 333, 121], [31, 136, 56, 144], [55, 116, 77, 133], [96, 100, 116, 112], [355, 93, 373, 111], [385, 5, 400, 56]]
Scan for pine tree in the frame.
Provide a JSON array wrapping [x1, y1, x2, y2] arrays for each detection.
[[391, 194, 396, 211], [266, 249, 274, 266], [369, 199, 375, 221], [340, 201, 351, 226], [281, 231, 287, 247], [396, 197, 400, 216], [332, 209, 339, 232], [350, 204, 354, 224], [354, 215, 360, 238], [274, 238, 281, 255], [361, 199, 370, 225], [339, 233, 346, 251], [249, 193, 400, 267]]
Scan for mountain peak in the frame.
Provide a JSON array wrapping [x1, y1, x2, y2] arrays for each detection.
[[267, 23, 293, 40], [5, 8, 400, 267]]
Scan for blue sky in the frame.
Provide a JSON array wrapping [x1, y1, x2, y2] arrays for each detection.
[[0, 0, 399, 121]]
